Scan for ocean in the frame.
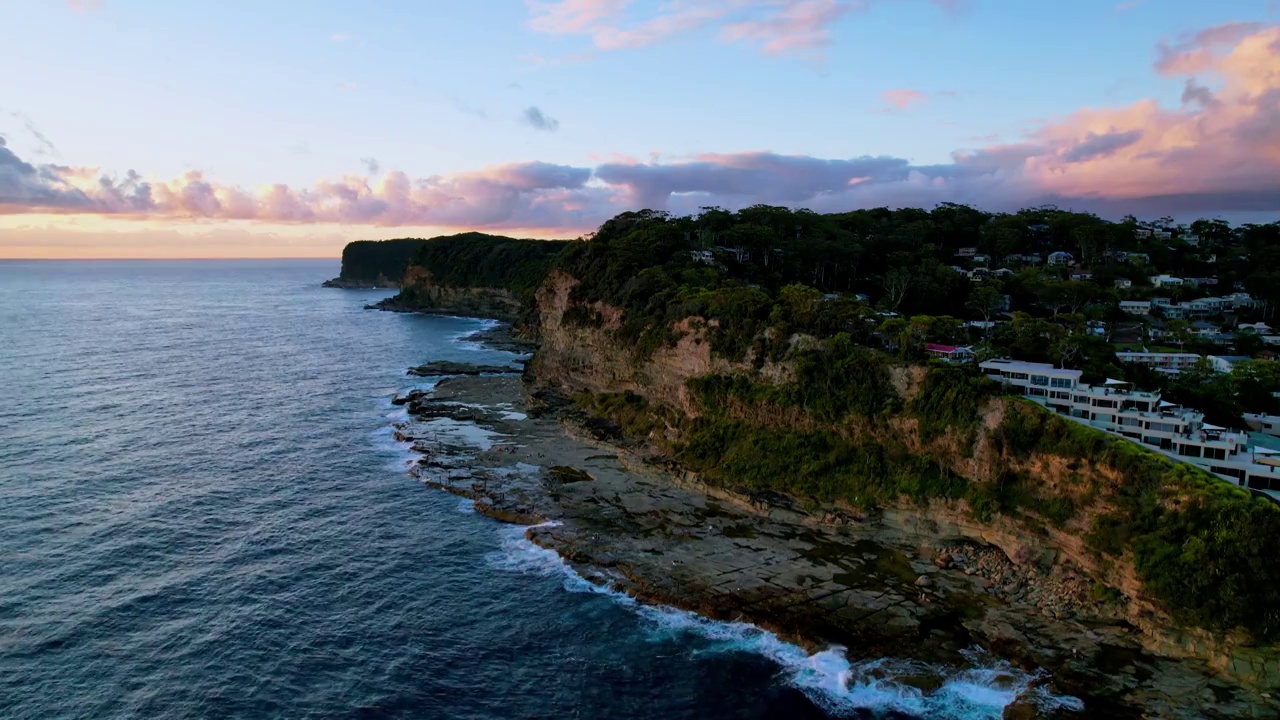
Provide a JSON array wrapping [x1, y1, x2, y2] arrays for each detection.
[[0, 259, 1070, 719]]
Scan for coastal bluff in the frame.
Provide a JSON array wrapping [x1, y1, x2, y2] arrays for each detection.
[[336, 209, 1280, 716], [323, 238, 429, 288]]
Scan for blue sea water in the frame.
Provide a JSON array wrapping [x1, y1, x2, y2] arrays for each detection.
[[0, 260, 1074, 719]]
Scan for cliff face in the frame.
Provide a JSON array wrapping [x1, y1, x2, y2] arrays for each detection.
[[370, 233, 569, 321], [529, 270, 734, 411], [390, 265, 524, 322], [526, 268, 1280, 691]]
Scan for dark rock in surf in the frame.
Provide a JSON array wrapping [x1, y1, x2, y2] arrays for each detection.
[[407, 361, 520, 377]]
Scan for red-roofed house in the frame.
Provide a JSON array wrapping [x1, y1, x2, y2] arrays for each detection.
[[925, 344, 975, 363]]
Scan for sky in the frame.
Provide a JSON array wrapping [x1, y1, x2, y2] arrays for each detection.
[[1, 0, 1279, 258]]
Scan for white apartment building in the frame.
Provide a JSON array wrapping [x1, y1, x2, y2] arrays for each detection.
[[1115, 351, 1203, 374], [979, 359, 1280, 493]]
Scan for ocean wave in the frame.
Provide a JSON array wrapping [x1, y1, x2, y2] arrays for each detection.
[[486, 523, 1082, 719]]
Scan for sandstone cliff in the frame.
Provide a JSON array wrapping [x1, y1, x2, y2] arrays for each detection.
[[525, 267, 1280, 693], [387, 265, 525, 322]]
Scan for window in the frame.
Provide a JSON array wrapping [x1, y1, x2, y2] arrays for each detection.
[[1204, 447, 1227, 461], [1145, 422, 1178, 433], [1050, 377, 1074, 389], [1031, 375, 1049, 386], [1093, 399, 1118, 409], [1050, 391, 1070, 400], [1121, 417, 1143, 427], [1073, 395, 1089, 404], [1214, 466, 1245, 481]]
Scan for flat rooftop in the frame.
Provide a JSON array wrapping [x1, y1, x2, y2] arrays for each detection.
[[979, 359, 1084, 379]]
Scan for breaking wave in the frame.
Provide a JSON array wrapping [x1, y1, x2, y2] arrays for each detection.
[[486, 523, 1083, 720]]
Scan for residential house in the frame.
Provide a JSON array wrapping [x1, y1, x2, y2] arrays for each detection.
[[1185, 277, 1219, 288], [1006, 253, 1041, 265], [1115, 278, 1133, 289], [979, 358, 1280, 493], [1070, 270, 1094, 281], [992, 268, 1015, 278], [972, 254, 991, 265], [1153, 299, 1186, 320], [1150, 274, 1184, 288], [1047, 251, 1074, 266], [1183, 297, 1231, 318], [1191, 321, 1223, 338], [1229, 292, 1257, 309], [1127, 253, 1151, 264], [955, 247, 978, 258], [1120, 300, 1151, 315], [1240, 322, 1274, 334], [1246, 413, 1280, 437], [925, 344, 975, 363]]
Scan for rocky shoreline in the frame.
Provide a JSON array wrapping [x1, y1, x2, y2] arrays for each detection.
[[387, 328, 1278, 719]]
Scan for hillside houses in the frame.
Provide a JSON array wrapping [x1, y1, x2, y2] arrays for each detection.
[[980, 359, 1280, 494]]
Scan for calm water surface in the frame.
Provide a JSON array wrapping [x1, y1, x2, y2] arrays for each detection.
[[0, 260, 1065, 719]]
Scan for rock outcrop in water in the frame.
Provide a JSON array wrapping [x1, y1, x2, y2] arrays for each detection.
[[407, 361, 521, 377]]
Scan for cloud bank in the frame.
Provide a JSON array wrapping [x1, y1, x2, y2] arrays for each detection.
[[3, 24, 1279, 231]]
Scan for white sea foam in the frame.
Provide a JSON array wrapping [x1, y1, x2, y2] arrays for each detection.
[[486, 524, 1083, 719], [450, 319, 500, 350], [456, 498, 476, 514], [370, 422, 418, 473]]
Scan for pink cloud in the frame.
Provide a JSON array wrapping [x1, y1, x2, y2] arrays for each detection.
[[721, 0, 861, 56], [881, 88, 928, 109], [526, 0, 631, 35], [526, 0, 894, 57], [1154, 21, 1264, 76], [4, 24, 1280, 228]]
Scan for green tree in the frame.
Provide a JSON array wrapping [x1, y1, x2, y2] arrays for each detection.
[[967, 284, 1005, 336]]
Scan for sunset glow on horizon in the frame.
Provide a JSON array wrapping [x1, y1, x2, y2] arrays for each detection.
[[3, 0, 1279, 258]]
